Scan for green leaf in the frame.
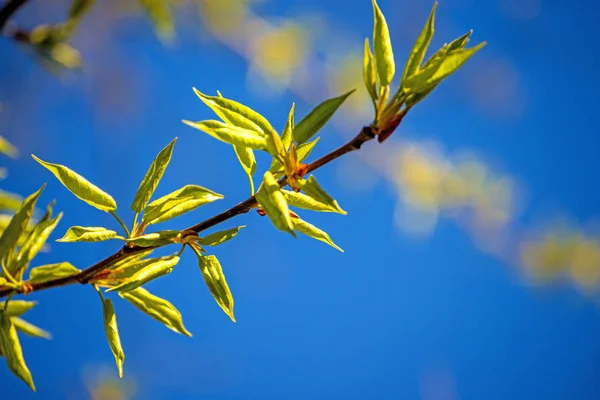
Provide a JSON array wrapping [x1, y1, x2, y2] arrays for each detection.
[[131, 138, 177, 212], [293, 90, 354, 145], [297, 176, 346, 215], [280, 103, 295, 150], [291, 215, 343, 252], [0, 313, 35, 391], [255, 172, 295, 236], [13, 207, 62, 274], [402, 42, 486, 96], [140, 0, 174, 39], [191, 248, 235, 322], [56, 226, 122, 243], [32, 155, 117, 212], [269, 137, 320, 176], [0, 186, 44, 262], [402, 2, 437, 82], [126, 230, 180, 248], [142, 185, 223, 226], [68, 0, 96, 20], [4, 301, 37, 317], [198, 226, 245, 247], [372, 0, 395, 86], [0, 190, 22, 212], [447, 30, 473, 53], [101, 298, 124, 378], [12, 317, 51, 340], [182, 120, 268, 151], [105, 254, 180, 293], [282, 190, 346, 215], [119, 287, 191, 337], [0, 136, 18, 158], [363, 38, 378, 103], [108, 250, 153, 272], [233, 145, 256, 194], [28, 262, 81, 284]]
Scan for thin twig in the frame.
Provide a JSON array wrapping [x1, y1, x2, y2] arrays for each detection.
[[0, 0, 29, 32], [0, 125, 378, 298]]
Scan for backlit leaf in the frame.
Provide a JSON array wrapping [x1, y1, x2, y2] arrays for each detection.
[[282, 190, 346, 215], [363, 38, 378, 103], [291, 215, 343, 252], [269, 137, 319, 176], [280, 103, 295, 150], [297, 176, 346, 215], [32, 155, 116, 212], [101, 298, 124, 378], [28, 262, 81, 284], [198, 226, 245, 247], [4, 301, 37, 317], [233, 145, 256, 194], [0, 313, 35, 391], [126, 230, 180, 248], [56, 226, 122, 243], [255, 172, 295, 236], [183, 120, 268, 151], [447, 30, 473, 52], [402, 2, 437, 81], [119, 287, 191, 337], [191, 247, 235, 322], [142, 185, 223, 226], [12, 318, 51, 340], [131, 138, 177, 212], [372, 0, 395, 86], [106, 254, 180, 293], [293, 90, 354, 145]]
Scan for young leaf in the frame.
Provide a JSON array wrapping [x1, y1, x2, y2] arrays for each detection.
[[105, 254, 180, 293], [57, 226, 122, 243], [293, 90, 354, 145], [269, 137, 320, 175], [402, 2, 437, 81], [192, 88, 273, 135], [233, 145, 256, 194], [12, 318, 51, 340], [131, 138, 177, 212], [28, 262, 81, 284], [372, 0, 395, 86], [13, 209, 62, 274], [101, 298, 124, 378], [191, 247, 235, 322], [447, 30, 472, 52], [0, 313, 35, 391], [108, 250, 154, 272], [32, 155, 117, 212], [0, 186, 44, 262], [363, 38, 378, 103], [282, 190, 346, 215], [119, 287, 191, 337], [126, 230, 180, 248], [142, 185, 223, 226], [280, 103, 295, 150], [198, 226, 245, 247], [297, 176, 346, 215], [182, 120, 268, 151], [255, 172, 295, 236], [140, 0, 174, 39], [291, 215, 343, 252], [4, 301, 37, 317]]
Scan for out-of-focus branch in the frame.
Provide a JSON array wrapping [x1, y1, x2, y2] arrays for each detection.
[[0, 0, 29, 32]]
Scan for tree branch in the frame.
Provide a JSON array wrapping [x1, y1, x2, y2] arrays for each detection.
[[0, 0, 29, 32], [0, 125, 378, 299]]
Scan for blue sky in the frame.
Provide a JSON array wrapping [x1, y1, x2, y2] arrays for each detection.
[[1, 0, 600, 399]]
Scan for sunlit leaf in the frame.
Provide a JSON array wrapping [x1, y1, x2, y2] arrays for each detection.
[[0, 186, 44, 262], [0, 136, 18, 158], [191, 247, 235, 322], [297, 176, 346, 215], [270, 137, 320, 175], [371, 0, 395, 86], [402, 3, 437, 82], [182, 120, 268, 151], [32, 155, 116, 212], [293, 90, 354, 145], [4, 301, 37, 317], [131, 138, 177, 212], [447, 30, 473, 53], [140, 0, 174, 39], [291, 215, 343, 252], [282, 190, 346, 215], [126, 230, 180, 247], [142, 185, 223, 226], [0, 313, 35, 391], [106, 254, 180, 293], [198, 226, 245, 247], [108, 249, 154, 272], [12, 317, 51, 340], [363, 38, 378, 103], [119, 287, 191, 337], [280, 103, 295, 150], [56, 226, 122, 243], [255, 172, 295, 236], [233, 145, 256, 194], [101, 298, 124, 378], [28, 262, 81, 284]]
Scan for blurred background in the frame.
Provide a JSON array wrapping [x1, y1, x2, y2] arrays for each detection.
[[1, 0, 600, 398]]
